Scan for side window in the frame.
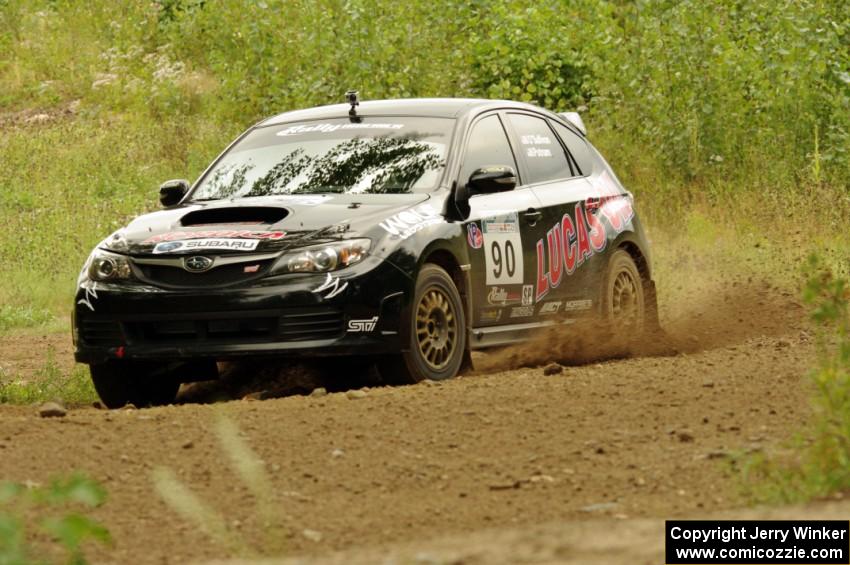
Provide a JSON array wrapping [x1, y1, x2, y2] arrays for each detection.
[[552, 121, 594, 176], [459, 115, 518, 186], [506, 113, 573, 184]]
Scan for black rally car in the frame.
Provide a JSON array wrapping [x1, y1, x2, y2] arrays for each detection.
[[73, 96, 657, 407]]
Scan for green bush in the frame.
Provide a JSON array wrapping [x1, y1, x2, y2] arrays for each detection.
[[744, 255, 850, 502]]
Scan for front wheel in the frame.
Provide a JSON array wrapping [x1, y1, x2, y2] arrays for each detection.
[[90, 361, 181, 408], [378, 264, 467, 385]]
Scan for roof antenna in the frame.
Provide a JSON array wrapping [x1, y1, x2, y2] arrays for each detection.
[[345, 90, 360, 121]]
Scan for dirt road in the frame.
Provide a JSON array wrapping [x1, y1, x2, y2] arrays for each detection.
[[0, 280, 817, 563]]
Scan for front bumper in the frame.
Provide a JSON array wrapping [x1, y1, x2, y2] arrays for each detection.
[[72, 256, 411, 364]]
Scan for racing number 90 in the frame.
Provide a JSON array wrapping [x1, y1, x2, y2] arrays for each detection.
[[490, 240, 516, 280]]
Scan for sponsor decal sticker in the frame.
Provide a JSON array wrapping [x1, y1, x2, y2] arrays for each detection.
[[522, 285, 534, 306], [144, 230, 286, 244], [153, 238, 260, 254], [379, 204, 441, 240], [479, 308, 502, 323], [488, 286, 521, 306], [510, 305, 535, 318], [277, 123, 405, 136], [466, 222, 483, 249], [274, 194, 330, 206], [534, 175, 635, 302], [564, 299, 593, 312], [348, 316, 379, 332], [539, 301, 562, 315], [312, 273, 348, 299], [482, 213, 524, 285]]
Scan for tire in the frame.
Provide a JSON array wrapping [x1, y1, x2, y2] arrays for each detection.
[[90, 361, 180, 408], [378, 264, 467, 385], [601, 249, 646, 343]]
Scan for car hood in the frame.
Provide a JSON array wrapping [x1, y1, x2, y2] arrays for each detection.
[[110, 193, 436, 256]]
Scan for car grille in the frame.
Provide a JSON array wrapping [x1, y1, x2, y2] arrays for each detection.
[[279, 308, 346, 341], [79, 307, 345, 347], [131, 316, 279, 343], [79, 319, 124, 346], [134, 259, 275, 288]]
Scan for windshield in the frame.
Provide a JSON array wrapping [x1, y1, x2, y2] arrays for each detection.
[[191, 117, 454, 200]]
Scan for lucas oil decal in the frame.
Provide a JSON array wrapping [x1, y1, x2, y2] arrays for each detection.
[[153, 239, 260, 254], [144, 230, 285, 244], [482, 213, 523, 285], [534, 176, 634, 301]]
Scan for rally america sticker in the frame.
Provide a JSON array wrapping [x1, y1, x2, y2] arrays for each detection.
[[153, 239, 260, 254]]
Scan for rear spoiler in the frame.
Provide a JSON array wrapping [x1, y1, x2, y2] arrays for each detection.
[[559, 112, 586, 136]]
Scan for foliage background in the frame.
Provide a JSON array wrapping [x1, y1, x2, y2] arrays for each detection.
[[0, 0, 848, 326]]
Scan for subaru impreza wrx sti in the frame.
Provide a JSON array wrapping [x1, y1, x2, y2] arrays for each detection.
[[73, 96, 657, 407]]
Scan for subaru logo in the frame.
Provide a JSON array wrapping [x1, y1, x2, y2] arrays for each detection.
[[183, 256, 213, 273]]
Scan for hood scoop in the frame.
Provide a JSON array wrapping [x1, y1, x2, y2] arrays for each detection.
[[181, 206, 288, 227]]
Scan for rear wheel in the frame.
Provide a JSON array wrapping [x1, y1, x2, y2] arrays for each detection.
[[378, 264, 467, 385], [602, 249, 646, 343], [90, 361, 181, 408]]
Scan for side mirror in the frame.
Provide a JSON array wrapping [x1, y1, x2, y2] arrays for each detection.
[[159, 179, 190, 207], [467, 166, 517, 196]]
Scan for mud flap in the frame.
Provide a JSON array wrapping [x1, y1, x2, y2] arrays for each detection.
[[645, 279, 662, 333]]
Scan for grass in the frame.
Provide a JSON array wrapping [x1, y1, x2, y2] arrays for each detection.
[[152, 415, 287, 557], [0, 356, 96, 406], [0, 304, 54, 333], [0, 474, 110, 564]]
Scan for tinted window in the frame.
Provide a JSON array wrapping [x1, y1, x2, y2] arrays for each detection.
[[459, 115, 518, 186], [191, 117, 454, 200], [507, 113, 573, 184], [552, 121, 594, 176]]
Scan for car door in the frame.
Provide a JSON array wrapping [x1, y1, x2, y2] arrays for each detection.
[[459, 113, 544, 327], [503, 112, 600, 319]]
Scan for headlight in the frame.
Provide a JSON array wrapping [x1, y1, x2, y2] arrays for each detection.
[[87, 250, 133, 282], [271, 239, 371, 275]]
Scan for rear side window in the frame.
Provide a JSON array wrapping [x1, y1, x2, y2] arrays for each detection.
[[459, 115, 518, 186], [506, 113, 573, 185], [551, 121, 594, 176]]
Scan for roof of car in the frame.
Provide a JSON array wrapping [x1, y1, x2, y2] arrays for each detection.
[[257, 98, 552, 126]]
